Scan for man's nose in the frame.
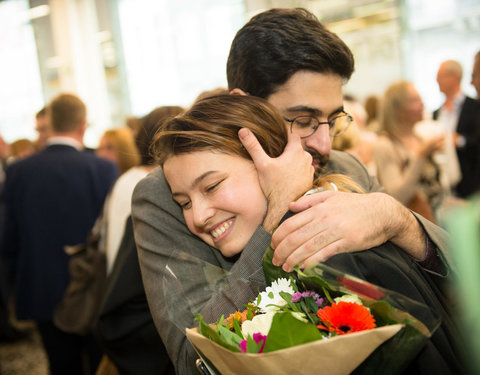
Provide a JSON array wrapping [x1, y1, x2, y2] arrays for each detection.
[[303, 124, 332, 155]]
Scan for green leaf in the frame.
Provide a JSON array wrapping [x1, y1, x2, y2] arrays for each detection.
[[217, 325, 243, 350], [262, 244, 292, 284], [246, 335, 261, 353], [263, 312, 324, 352], [232, 316, 243, 337], [195, 315, 241, 352]]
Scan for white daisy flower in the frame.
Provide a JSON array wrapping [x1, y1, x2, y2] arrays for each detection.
[[255, 278, 295, 313]]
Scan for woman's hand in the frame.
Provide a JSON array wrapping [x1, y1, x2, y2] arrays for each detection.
[[418, 135, 445, 158]]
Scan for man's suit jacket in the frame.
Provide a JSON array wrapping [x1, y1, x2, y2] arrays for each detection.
[[131, 150, 452, 375], [433, 96, 480, 198], [1, 144, 118, 321]]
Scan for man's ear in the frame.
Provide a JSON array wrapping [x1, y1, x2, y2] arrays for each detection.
[[229, 88, 248, 96]]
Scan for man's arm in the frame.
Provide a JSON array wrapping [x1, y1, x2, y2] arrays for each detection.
[[239, 130, 452, 273], [131, 168, 270, 374]]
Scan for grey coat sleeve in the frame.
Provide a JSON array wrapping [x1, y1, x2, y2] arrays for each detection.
[[328, 150, 452, 272], [131, 167, 270, 374]]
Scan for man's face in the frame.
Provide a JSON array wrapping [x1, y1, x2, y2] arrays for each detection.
[[35, 115, 51, 150], [472, 56, 480, 99], [436, 63, 459, 96], [266, 70, 344, 171]]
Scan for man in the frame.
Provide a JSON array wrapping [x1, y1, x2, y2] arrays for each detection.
[[1, 93, 118, 374], [471, 51, 480, 99], [132, 9, 454, 374], [433, 59, 480, 198], [34, 107, 51, 150]]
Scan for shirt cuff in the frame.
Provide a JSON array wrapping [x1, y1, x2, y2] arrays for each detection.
[[417, 235, 446, 275]]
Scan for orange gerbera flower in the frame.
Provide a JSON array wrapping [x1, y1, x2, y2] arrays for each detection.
[[317, 301, 376, 335]]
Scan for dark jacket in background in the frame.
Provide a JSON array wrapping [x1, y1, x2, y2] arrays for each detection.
[[96, 216, 174, 375], [433, 96, 480, 198], [1, 144, 118, 321]]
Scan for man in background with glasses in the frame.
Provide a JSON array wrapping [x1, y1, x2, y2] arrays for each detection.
[[132, 8, 451, 374]]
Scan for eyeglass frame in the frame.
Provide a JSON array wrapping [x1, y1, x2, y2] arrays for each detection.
[[284, 112, 354, 139]]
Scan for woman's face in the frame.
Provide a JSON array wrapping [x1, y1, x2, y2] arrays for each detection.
[[403, 84, 424, 124], [164, 151, 268, 257], [97, 136, 118, 164]]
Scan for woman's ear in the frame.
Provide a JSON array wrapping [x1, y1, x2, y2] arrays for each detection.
[[229, 88, 249, 96]]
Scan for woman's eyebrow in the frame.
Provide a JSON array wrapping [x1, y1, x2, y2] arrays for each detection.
[[171, 170, 218, 197]]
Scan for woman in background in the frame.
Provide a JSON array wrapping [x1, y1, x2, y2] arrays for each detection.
[[97, 128, 140, 175], [373, 81, 445, 222]]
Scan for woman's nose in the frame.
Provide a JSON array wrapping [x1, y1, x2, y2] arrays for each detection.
[[192, 199, 215, 228]]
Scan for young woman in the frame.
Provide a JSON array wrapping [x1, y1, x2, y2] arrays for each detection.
[[153, 95, 463, 374]]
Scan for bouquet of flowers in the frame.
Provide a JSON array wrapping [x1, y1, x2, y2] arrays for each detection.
[[186, 245, 439, 375]]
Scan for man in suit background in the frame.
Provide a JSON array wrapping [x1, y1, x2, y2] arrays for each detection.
[[433, 59, 480, 198], [471, 51, 480, 99], [1, 93, 118, 374]]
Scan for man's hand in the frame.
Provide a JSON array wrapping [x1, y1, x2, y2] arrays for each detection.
[[271, 191, 426, 271], [238, 128, 314, 232]]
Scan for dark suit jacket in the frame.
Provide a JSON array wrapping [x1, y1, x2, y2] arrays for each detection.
[[433, 96, 480, 198], [96, 216, 174, 375], [1, 144, 118, 321]]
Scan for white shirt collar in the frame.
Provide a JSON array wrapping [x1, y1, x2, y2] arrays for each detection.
[[46, 136, 84, 151]]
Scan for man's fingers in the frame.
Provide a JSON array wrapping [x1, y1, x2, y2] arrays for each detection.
[[238, 128, 269, 167], [289, 190, 332, 212]]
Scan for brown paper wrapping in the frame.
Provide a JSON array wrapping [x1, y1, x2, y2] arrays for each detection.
[[186, 323, 403, 375]]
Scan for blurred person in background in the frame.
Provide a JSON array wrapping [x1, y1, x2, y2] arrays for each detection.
[[9, 138, 36, 161], [0, 134, 27, 343], [433, 59, 480, 198], [96, 127, 141, 175], [1, 93, 118, 375], [374, 81, 445, 223], [471, 51, 480, 99], [34, 107, 51, 151], [95, 105, 183, 375], [364, 94, 381, 133], [333, 94, 377, 176]]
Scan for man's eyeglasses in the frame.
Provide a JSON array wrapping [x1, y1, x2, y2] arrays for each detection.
[[285, 113, 353, 139]]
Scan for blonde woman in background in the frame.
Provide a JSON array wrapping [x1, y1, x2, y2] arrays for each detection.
[[97, 128, 140, 175], [373, 81, 445, 222]]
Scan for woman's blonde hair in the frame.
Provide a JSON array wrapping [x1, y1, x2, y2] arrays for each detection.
[[379, 81, 411, 136], [154, 95, 362, 193], [101, 127, 141, 174]]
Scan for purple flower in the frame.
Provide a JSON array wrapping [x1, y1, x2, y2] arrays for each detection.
[[315, 297, 325, 307], [291, 292, 303, 303]]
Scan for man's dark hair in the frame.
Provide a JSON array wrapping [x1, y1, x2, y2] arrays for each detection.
[[227, 8, 355, 99]]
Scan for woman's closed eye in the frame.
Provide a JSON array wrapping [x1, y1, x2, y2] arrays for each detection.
[[178, 200, 192, 210], [205, 179, 225, 193]]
